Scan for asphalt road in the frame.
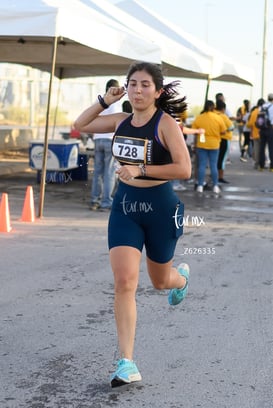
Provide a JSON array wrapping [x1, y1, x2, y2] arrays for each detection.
[[0, 147, 273, 408]]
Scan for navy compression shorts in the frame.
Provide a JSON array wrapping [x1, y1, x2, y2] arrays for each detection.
[[108, 181, 184, 263]]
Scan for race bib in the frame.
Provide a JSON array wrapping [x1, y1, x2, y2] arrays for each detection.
[[112, 135, 149, 164]]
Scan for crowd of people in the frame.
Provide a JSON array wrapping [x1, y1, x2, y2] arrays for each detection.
[[237, 93, 273, 172], [173, 91, 273, 194]]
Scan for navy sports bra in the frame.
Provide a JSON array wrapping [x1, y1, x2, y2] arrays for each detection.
[[112, 109, 172, 180]]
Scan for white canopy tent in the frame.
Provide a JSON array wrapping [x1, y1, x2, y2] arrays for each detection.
[[115, 0, 254, 89], [81, 0, 213, 80], [0, 0, 161, 78], [0, 0, 161, 217]]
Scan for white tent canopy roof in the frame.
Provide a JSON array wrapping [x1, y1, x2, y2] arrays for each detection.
[[0, 0, 161, 78], [81, 0, 212, 79], [116, 0, 254, 85]]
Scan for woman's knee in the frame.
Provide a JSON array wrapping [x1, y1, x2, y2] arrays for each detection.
[[110, 246, 141, 293], [114, 272, 138, 293]]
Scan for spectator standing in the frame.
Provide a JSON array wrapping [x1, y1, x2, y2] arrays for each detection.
[[172, 122, 204, 191], [258, 93, 273, 171], [246, 98, 265, 169], [239, 100, 251, 162], [236, 99, 250, 154], [192, 100, 226, 194], [90, 79, 122, 211], [215, 100, 234, 183], [215, 93, 235, 165], [215, 92, 235, 119]]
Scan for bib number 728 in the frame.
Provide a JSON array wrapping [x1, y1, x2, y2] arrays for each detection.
[[117, 144, 138, 158], [112, 136, 147, 164]]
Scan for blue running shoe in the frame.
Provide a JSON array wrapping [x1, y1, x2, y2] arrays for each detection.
[[168, 263, 190, 306], [110, 358, 142, 387]]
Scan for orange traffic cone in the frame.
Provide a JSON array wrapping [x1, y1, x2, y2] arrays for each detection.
[[21, 186, 36, 222], [0, 193, 12, 233]]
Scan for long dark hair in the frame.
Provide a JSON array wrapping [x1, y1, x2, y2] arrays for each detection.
[[125, 61, 187, 118]]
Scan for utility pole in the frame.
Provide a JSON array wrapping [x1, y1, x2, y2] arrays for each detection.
[[261, 0, 268, 98]]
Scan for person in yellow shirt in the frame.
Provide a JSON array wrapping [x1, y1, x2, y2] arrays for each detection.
[[236, 99, 250, 153], [215, 100, 234, 183], [246, 98, 265, 169], [191, 100, 226, 194]]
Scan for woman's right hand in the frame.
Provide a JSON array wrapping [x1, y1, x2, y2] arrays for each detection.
[[116, 164, 141, 181], [104, 86, 127, 106]]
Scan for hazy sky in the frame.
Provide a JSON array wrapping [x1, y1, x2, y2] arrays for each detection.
[[108, 0, 272, 113]]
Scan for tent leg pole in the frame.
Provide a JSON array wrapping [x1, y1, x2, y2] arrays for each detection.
[[38, 36, 58, 218], [204, 75, 211, 108], [52, 67, 63, 139]]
